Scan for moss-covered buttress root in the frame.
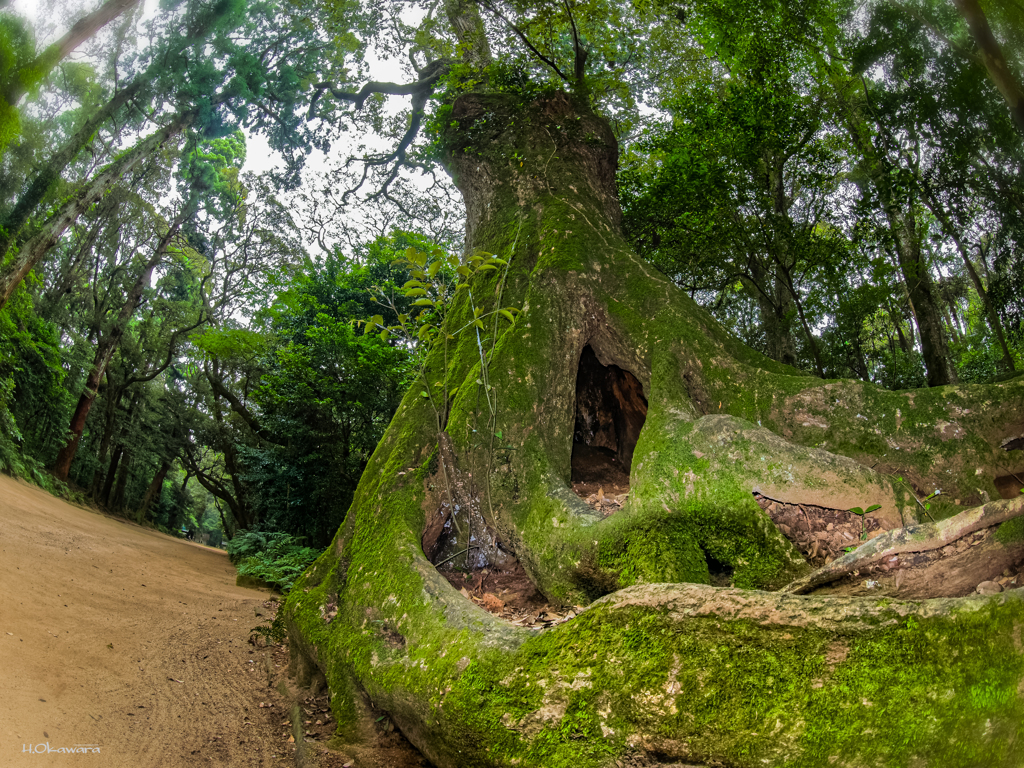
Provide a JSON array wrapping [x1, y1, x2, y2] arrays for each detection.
[[284, 89, 1024, 768]]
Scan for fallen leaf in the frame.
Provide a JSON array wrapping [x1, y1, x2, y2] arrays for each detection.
[[481, 594, 505, 612]]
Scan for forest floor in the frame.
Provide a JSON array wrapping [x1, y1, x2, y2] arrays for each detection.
[[0, 474, 428, 768]]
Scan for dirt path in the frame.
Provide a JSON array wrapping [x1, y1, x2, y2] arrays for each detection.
[[0, 475, 290, 767]]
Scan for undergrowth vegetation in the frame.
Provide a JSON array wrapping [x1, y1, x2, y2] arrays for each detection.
[[227, 529, 322, 592]]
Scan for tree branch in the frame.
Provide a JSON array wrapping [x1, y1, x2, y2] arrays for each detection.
[[477, 0, 571, 83]]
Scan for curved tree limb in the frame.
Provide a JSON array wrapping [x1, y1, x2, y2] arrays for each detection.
[[203, 363, 286, 446], [783, 496, 1024, 594], [307, 60, 449, 119]]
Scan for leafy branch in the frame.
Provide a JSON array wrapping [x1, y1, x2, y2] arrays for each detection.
[[359, 242, 520, 568]]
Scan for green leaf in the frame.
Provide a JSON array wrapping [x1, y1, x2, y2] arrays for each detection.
[[865, 504, 882, 513], [498, 309, 515, 323], [405, 288, 428, 297], [849, 507, 865, 516], [494, 430, 502, 439], [427, 260, 441, 279], [412, 298, 434, 306], [477, 263, 498, 271]]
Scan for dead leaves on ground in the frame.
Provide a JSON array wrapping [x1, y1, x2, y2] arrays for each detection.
[[459, 584, 579, 628]]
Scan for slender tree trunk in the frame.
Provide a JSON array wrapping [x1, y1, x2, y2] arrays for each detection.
[[766, 157, 824, 376], [890, 303, 912, 355], [816, 47, 956, 385], [0, 0, 142, 109], [51, 212, 186, 480], [0, 112, 192, 310], [191, 468, 252, 530], [747, 258, 799, 367], [943, 293, 964, 340], [89, 385, 122, 497], [0, 79, 145, 263], [890, 209, 957, 385], [952, 0, 1024, 137], [215, 499, 234, 541], [101, 444, 124, 505], [110, 449, 132, 510], [921, 190, 1016, 372], [136, 461, 170, 523]]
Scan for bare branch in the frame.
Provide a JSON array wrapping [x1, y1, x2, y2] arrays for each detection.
[[477, 0, 571, 83]]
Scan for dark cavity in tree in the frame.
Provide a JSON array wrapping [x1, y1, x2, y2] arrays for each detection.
[[704, 553, 735, 587], [570, 345, 647, 489], [995, 474, 1024, 499]]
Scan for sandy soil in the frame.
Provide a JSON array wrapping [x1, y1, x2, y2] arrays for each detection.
[[0, 474, 292, 767]]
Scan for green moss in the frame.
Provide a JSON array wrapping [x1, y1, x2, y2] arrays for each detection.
[[995, 515, 1024, 545]]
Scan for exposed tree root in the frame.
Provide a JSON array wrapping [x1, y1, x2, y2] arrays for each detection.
[[782, 496, 1024, 595]]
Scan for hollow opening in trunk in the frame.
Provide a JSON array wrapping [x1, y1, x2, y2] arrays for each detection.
[[570, 345, 648, 512], [704, 553, 735, 587], [995, 474, 1024, 500]]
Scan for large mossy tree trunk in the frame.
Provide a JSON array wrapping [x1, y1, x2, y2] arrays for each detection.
[[283, 91, 1024, 768]]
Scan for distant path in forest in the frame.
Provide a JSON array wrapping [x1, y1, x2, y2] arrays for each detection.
[[0, 475, 288, 767]]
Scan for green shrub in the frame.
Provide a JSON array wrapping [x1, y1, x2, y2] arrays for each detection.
[[228, 529, 321, 592]]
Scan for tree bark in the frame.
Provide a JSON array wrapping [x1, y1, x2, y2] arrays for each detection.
[[0, 112, 192, 310], [879, 187, 958, 385], [766, 155, 825, 376], [282, 91, 1024, 767], [89, 397, 118, 499], [746, 256, 799, 367]]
